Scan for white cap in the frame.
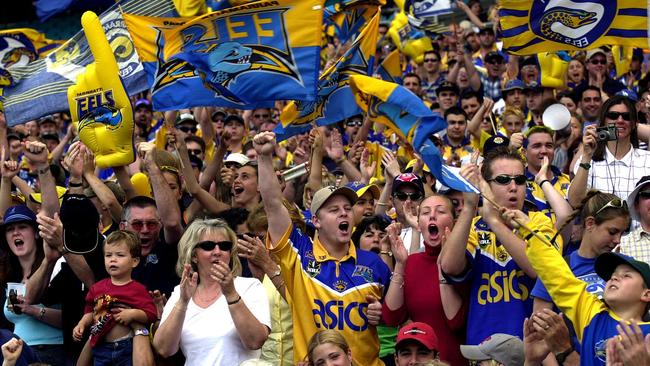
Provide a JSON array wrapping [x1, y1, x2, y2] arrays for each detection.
[[224, 153, 250, 166]]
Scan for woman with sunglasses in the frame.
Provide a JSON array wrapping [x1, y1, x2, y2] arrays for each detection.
[[383, 194, 468, 365], [153, 218, 271, 365], [528, 190, 630, 365], [569, 95, 650, 209]]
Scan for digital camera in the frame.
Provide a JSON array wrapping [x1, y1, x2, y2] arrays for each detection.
[[596, 125, 618, 142]]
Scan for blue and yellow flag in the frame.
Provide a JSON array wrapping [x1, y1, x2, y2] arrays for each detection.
[[326, 5, 377, 45], [0, 29, 63, 87], [1, 0, 176, 126], [323, 0, 384, 17], [158, 0, 323, 109], [123, 13, 273, 110], [387, 11, 432, 64], [349, 75, 478, 192], [537, 52, 568, 89], [375, 49, 402, 84], [276, 11, 379, 142], [500, 0, 649, 55]]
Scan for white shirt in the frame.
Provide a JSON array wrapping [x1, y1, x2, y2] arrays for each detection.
[[401, 227, 424, 253], [574, 147, 650, 201], [160, 277, 271, 366]]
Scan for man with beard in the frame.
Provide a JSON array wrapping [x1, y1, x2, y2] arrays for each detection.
[[255, 131, 389, 366]]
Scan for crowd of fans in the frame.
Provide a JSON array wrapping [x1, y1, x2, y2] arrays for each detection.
[[3, 0, 650, 365]]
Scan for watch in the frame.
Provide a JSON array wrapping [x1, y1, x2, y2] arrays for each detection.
[[554, 346, 574, 364], [579, 162, 591, 171], [134, 328, 150, 337]]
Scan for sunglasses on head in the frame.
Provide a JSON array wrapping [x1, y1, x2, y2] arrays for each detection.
[[393, 191, 423, 201], [595, 198, 627, 216], [590, 59, 607, 65], [179, 126, 197, 134], [638, 190, 650, 200], [489, 174, 527, 185], [605, 111, 631, 121], [196, 240, 233, 251], [346, 119, 363, 127]]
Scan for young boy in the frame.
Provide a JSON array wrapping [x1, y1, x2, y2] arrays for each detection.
[[73, 231, 157, 365], [512, 209, 650, 365]]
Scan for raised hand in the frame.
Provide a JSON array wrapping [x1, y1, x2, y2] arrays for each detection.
[[381, 150, 401, 180], [23, 141, 48, 166], [179, 264, 198, 305], [325, 129, 345, 162], [360, 148, 376, 183], [387, 223, 408, 265], [253, 132, 277, 156]]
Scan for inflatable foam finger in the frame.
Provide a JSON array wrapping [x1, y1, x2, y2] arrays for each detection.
[[67, 11, 135, 169]]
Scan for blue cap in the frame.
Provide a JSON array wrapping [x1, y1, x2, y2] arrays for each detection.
[[616, 89, 638, 102], [345, 181, 381, 199], [2, 205, 36, 226], [503, 79, 525, 92]]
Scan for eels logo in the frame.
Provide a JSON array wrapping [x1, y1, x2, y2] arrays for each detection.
[[78, 105, 123, 133], [530, 0, 614, 48]]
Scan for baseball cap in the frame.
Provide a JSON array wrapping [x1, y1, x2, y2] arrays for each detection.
[[595, 252, 650, 288], [460, 334, 524, 365], [485, 51, 505, 64], [224, 114, 245, 125], [37, 115, 56, 125], [310, 186, 358, 214], [519, 56, 538, 68], [503, 79, 525, 92], [436, 81, 460, 95], [616, 89, 638, 102], [212, 108, 227, 121], [586, 48, 607, 60], [524, 81, 544, 93], [478, 26, 494, 35], [392, 173, 425, 195], [627, 176, 650, 220], [60, 194, 101, 254], [483, 135, 510, 155], [396, 322, 439, 351], [224, 153, 250, 167], [2, 205, 36, 227], [134, 99, 152, 111], [175, 113, 197, 126], [345, 181, 380, 200]]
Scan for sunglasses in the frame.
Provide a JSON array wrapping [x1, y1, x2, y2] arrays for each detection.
[[638, 190, 650, 200], [253, 114, 270, 119], [605, 111, 631, 121], [489, 174, 527, 185], [178, 126, 197, 134], [424, 58, 439, 63], [126, 220, 160, 231], [595, 198, 627, 216], [590, 59, 607, 65], [196, 240, 233, 251], [393, 191, 423, 201], [187, 148, 203, 156], [346, 119, 363, 127], [486, 59, 504, 65]]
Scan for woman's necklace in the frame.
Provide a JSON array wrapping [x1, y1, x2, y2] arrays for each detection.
[[195, 285, 220, 304]]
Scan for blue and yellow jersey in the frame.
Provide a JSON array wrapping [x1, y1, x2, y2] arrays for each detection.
[[441, 135, 475, 162], [269, 224, 391, 366], [451, 211, 558, 344], [523, 223, 650, 365], [525, 167, 571, 222]]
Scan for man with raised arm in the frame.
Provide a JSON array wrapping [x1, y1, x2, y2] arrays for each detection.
[[254, 131, 390, 366]]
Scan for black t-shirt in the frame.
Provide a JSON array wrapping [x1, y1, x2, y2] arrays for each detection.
[[132, 237, 180, 297]]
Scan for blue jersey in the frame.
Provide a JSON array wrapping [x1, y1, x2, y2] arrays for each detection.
[[446, 212, 555, 344]]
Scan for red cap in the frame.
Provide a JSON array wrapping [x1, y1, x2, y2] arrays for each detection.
[[396, 322, 438, 351]]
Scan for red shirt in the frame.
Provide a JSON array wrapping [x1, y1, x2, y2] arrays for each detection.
[[84, 278, 157, 347], [382, 247, 469, 366]]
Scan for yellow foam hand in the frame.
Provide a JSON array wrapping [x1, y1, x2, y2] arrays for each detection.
[[67, 11, 135, 168]]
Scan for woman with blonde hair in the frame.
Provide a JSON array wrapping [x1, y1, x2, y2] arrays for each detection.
[[307, 330, 353, 366], [153, 218, 271, 365]]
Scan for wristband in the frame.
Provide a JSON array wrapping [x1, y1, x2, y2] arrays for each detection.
[[579, 162, 591, 171], [68, 181, 83, 187], [555, 345, 574, 364], [227, 295, 242, 305], [376, 202, 389, 207], [538, 179, 550, 187], [269, 270, 281, 281]]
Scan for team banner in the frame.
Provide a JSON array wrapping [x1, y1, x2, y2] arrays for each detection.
[[349, 75, 479, 193], [123, 13, 273, 110], [1, 0, 177, 126], [0, 28, 63, 86], [499, 0, 649, 55], [158, 0, 323, 108], [276, 11, 378, 141], [374, 49, 402, 84]]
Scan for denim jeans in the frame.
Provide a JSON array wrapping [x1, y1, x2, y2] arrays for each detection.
[[92, 337, 133, 366]]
